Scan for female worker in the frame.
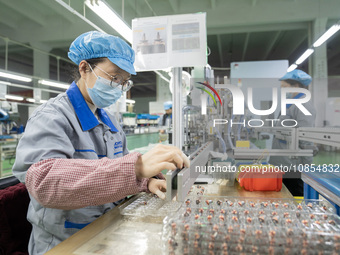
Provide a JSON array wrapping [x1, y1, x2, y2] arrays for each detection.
[[12, 31, 189, 255], [269, 69, 316, 196]]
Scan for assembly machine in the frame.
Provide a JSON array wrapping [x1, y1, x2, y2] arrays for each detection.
[[165, 66, 234, 201], [46, 64, 340, 255], [164, 65, 340, 202]]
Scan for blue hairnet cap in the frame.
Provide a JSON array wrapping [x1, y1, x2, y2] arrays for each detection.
[[68, 31, 136, 75], [279, 69, 312, 86], [164, 101, 172, 110]]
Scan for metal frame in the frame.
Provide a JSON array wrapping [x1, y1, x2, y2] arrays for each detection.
[[299, 127, 340, 147], [172, 67, 183, 149], [253, 127, 299, 150], [233, 148, 313, 159], [165, 142, 213, 201], [255, 127, 340, 149]]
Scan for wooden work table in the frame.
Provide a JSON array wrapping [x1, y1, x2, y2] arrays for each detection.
[[46, 182, 293, 255]]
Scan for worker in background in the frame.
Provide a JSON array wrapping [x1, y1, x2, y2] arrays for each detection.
[[12, 31, 189, 255], [161, 101, 172, 127], [269, 69, 316, 196], [159, 101, 172, 143]]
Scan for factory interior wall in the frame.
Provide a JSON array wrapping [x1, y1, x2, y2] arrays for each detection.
[[329, 90, 340, 97], [17, 105, 29, 127], [132, 96, 157, 114]]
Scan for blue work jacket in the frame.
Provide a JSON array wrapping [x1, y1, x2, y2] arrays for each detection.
[[12, 82, 129, 254]]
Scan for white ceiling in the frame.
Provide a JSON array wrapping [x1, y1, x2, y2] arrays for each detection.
[[0, 0, 339, 97]]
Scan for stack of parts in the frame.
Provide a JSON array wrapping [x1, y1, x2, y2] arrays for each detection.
[[163, 197, 340, 255], [188, 185, 207, 196], [119, 193, 182, 217], [119, 186, 207, 217]]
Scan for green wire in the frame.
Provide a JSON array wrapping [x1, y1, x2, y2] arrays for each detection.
[[198, 87, 217, 106]]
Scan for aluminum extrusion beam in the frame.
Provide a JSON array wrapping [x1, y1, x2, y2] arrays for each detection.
[[299, 128, 340, 147], [233, 148, 313, 159], [172, 67, 183, 149]]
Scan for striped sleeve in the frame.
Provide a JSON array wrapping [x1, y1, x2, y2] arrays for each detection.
[[25, 152, 148, 210]]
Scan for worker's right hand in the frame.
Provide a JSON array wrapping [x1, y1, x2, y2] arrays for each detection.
[[135, 144, 190, 179]]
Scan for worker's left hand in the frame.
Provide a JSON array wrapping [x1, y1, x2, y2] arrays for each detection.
[[148, 178, 166, 199]]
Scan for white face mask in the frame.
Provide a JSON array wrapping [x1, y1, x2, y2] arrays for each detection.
[[85, 64, 122, 108]]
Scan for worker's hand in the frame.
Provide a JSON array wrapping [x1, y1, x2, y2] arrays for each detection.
[[135, 144, 190, 179], [148, 178, 166, 199]]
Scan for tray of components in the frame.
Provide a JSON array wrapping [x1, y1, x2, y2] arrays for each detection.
[[119, 193, 182, 217], [162, 197, 340, 255], [187, 185, 207, 196], [119, 185, 207, 217]]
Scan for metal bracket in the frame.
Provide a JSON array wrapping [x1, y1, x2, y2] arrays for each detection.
[[165, 142, 214, 201]]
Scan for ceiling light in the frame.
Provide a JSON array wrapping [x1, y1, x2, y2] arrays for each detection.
[[26, 98, 48, 104], [54, 0, 105, 33], [85, 0, 132, 43], [287, 64, 298, 72], [26, 98, 35, 103], [38, 80, 70, 89], [126, 99, 135, 104], [295, 49, 314, 65], [5, 95, 24, 101], [0, 71, 32, 82], [313, 24, 340, 47]]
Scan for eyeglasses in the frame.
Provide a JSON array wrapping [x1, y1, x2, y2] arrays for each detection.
[[92, 64, 133, 92]]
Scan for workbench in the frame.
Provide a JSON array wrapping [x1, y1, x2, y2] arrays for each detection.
[[0, 140, 18, 178], [46, 182, 292, 255], [126, 132, 160, 151]]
